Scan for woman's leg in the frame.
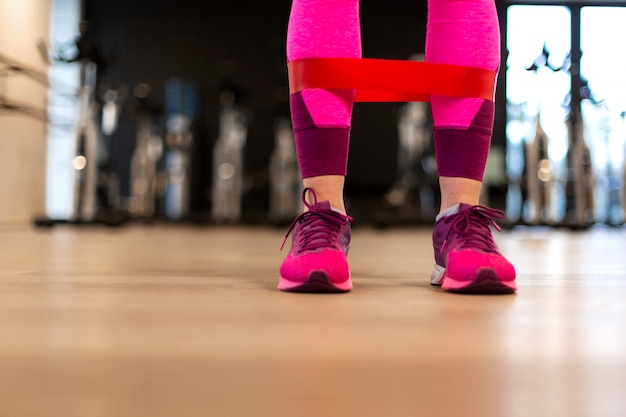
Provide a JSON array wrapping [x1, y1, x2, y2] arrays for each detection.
[[426, 0, 500, 211], [426, 0, 516, 293], [279, 0, 361, 293]]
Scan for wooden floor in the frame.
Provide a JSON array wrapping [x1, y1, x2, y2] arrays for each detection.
[[1, 223, 626, 417]]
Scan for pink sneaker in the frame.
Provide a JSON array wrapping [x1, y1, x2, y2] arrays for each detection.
[[431, 204, 517, 294], [278, 188, 352, 293]]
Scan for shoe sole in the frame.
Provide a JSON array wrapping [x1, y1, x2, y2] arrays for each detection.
[[278, 271, 352, 293], [433, 266, 517, 295]]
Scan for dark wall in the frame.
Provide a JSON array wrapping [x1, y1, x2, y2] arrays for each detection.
[[84, 0, 429, 217]]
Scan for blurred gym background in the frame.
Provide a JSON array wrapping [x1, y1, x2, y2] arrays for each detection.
[[2, 0, 625, 229]]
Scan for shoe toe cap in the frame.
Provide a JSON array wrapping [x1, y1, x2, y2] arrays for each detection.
[[280, 250, 350, 283], [447, 249, 516, 283]]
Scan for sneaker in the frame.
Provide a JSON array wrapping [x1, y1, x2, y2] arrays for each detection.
[[278, 188, 352, 293], [431, 204, 517, 294]]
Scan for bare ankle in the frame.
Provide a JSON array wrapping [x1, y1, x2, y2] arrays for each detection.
[[439, 176, 482, 212], [302, 175, 346, 213]]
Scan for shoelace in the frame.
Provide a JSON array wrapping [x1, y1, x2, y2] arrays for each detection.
[[280, 188, 351, 252], [440, 205, 504, 255]]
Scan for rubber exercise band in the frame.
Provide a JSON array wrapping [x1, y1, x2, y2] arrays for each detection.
[[288, 57, 497, 102]]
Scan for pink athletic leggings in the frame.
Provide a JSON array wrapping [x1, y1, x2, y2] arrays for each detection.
[[287, 0, 500, 181]]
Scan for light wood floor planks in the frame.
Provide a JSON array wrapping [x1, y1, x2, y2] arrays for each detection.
[[1, 224, 625, 417]]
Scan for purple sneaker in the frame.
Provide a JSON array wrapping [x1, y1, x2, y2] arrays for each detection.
[[278, 188, 352, 293], [431, 204, 517, 294]]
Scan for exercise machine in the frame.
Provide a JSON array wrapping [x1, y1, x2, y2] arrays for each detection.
[[269, 116, 301, 224], [211, 86, 249, 223], [163, 78, 199, 221]]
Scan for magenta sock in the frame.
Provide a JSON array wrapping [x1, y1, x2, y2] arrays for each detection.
[[287, 0, 361, 178], [426, 0, 500, 181]]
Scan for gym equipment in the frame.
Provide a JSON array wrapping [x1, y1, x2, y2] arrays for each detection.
[[96, 81, 127, 220], [579, 86, 625, 226], [504, 101, 529, 223], [565, 12, 596, 228], [211, 87, 249, 223], [34, 23, 126, 226], [69, 58, 101, 222], [269, 116, 302, 224], [524, 114, 554, 224], [128, 83, 163, 220], [48, 21, 111, 222], [566, 110, 595, 227], [505, 29, 595, 228], [525, 45, 572, 226], [163, 78, 200, 221]]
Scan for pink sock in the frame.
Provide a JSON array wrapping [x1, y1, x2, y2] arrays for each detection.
[[426, 0, 500, 181], [287, 0, 361, 178]]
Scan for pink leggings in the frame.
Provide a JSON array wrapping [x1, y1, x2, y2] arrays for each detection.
[[287, 0, 500, 181]]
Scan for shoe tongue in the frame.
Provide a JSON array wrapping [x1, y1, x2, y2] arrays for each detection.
[[312, 200, 332, 211], [436, 203, 476, 221]]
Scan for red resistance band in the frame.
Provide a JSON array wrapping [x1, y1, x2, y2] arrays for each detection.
[[288, 57, 497, 102]]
